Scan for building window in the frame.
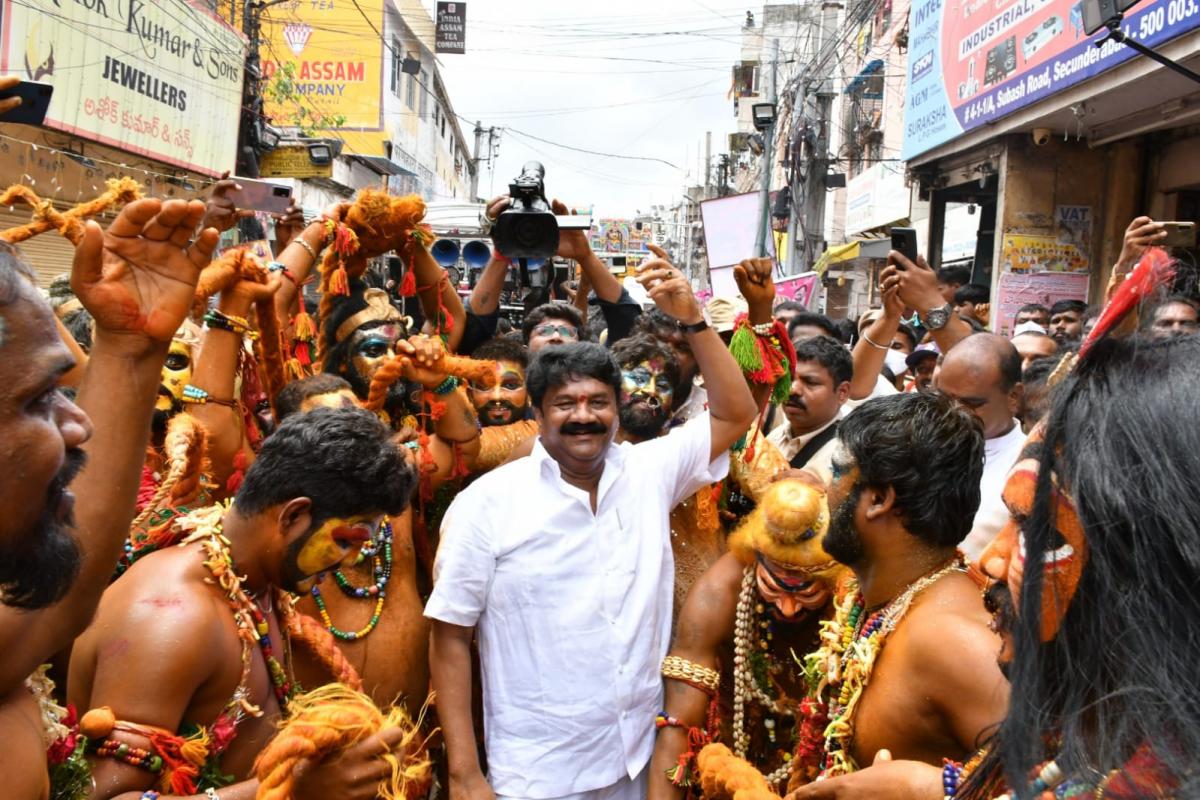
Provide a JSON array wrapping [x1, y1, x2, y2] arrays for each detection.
[[390, 38, 401, 96], [419, 68, 429, 116], [406, 69, 415, 109]]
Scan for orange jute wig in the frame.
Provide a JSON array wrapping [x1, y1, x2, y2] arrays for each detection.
[[697, 743, 780, 800], [192, 248, 288, 408], [253, 683, 433, 800], [316, 191, 432, 353], [134, 413, 213, 529], [364, 352, 497, 413], [0, 177, 143, 244]]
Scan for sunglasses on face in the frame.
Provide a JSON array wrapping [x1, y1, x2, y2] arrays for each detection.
[[533, 324, 578, 339]]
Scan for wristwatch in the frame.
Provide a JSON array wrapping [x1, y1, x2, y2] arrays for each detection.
[[921, 303, 954, 331], [680, 318, 710, 335]]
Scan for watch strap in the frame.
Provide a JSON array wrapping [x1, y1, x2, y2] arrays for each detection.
[[680, 319, 710, 335]]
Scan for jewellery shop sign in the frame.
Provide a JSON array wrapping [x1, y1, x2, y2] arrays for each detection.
[[0, 0, 247, 176]]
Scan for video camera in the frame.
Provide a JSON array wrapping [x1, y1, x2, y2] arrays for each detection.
[[491, 161, 591, 261]]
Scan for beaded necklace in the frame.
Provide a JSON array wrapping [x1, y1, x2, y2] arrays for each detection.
[[811, 555, 966, 777], [309, 520, 394, 641], [181, 505, 294, 712], [731, 566, 799, 787]]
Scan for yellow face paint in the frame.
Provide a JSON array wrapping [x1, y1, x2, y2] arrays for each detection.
[[157, 339, 193, 412], [294, 515, 382, 578]]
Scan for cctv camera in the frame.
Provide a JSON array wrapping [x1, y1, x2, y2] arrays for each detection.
[[1032, 128, 1052, 146]]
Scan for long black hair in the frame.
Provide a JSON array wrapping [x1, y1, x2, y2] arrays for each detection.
[[969, 334, 1200, 797]]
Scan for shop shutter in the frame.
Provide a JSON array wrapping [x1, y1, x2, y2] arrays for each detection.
[[0, 207, 77, 288]]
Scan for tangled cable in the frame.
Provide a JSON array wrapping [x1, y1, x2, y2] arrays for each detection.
[[253, 683, 433, 800], [0, 177, 143, 245], [364, 351, 496, 413], [696, 743, 781, 800]]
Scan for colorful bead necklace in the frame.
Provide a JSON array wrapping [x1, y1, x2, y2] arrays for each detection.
[[808, 555, 966, 778], [731, 566, 798, 787], [181, 504, 294, 712], [310, 520, 393, 641]]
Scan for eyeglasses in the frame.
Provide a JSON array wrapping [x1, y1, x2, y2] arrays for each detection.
[[533, 324, 578, 340]]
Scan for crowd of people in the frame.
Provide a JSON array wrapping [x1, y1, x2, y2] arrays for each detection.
[[0, 177, 1195, 800]]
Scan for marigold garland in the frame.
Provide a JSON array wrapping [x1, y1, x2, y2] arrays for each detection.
[[696, 743, 780, 800]]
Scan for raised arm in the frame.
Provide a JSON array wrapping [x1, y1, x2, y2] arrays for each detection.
[[552, 198, 623, 303], [850, 281, 905, 400], [414, 243, 466, 353], [636, 245, 757, 460], [887, 252, 972, 352], [733, 256, 781, 408], [0, 199, 213, 692]]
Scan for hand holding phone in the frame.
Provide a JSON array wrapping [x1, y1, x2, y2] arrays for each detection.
[[1159, 221, 1196, 249], [890, 227, 919, 268], [228, 177, 293, 215], [0, 78, 53, 125]]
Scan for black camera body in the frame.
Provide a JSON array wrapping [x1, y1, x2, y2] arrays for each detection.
[[492, 161, 560, 260]]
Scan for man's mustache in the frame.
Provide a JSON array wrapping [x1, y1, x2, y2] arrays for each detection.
[[984, 581, 1016, 635], [627, 393, 662, 409], [49, 449, 87, 504], [560, 421, 608, 435], [785, 396, 807, 411]]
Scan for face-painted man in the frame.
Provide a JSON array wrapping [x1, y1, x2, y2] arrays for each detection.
[[610, 334, 681, 443], [468, 338, 530, 428], [153, 321, 201, 435], [322, 286, 420, 427]]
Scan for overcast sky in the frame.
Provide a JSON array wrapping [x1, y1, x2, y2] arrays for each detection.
[[418, 0, 749, 218]]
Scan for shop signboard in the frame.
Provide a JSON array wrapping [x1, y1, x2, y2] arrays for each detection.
[[260, 0, 385, 154], [0, 0, 245, 175], [902, 0, 1200, 159], [436, 2, 467, 54], [846, 161, 911, 235]]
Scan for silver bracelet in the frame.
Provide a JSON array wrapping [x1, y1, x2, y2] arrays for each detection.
[[205, 789, 220, 800], [861, 331, 891, 350], [294, 236, 318, 261]]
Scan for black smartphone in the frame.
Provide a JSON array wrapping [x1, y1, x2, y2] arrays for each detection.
[[891, 227, 919, 267], [0, 80, 54, 125]]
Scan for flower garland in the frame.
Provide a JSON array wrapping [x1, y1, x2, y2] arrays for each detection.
[[802, 555, 967, 778], [732, 566, 798, 788], [309, 520, 394, 641]]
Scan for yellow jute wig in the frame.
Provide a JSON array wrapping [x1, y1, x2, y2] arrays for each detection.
[[253, 684, 433, 800], [727, 479, 838, 576]]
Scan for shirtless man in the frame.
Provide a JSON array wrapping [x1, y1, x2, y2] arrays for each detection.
[[792, 392, 1008, 786], [650, 479, 846, 798], [69, 407, 418, 799], [0, 198, 215, 799]]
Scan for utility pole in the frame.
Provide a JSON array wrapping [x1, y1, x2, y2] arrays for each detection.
[[470, 120, 484, 201], [754, 38, 780, 258], [704, 131, 712, 195]]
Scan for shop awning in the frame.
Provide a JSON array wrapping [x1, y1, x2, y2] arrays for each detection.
[[813, 237, 891, 274], [844, 59, 884, 97], [351, 155, 411, 176]]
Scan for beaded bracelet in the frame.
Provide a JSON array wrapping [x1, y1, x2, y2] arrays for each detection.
[[750, 320, 775, 335], [267, 261, 298, 285], [661, 655, 720, 694], [655, 712, 685, 730], [95, 738, 164, 774], [430, 376, 459, 396], [942, 759, 963, 799], [182, 384, 240, 409], [140, 792, 160, 800]]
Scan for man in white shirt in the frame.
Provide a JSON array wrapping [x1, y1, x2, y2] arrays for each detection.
[[766, 336, 852, 483], [426, 250, 758, 800], [935, 333, 1027, 559]]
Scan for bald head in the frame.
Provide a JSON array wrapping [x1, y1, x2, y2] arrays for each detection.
[[935, 333, 1022, 439]]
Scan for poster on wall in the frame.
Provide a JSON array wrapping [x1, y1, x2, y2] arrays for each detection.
[[0, 0, 246, 175], [1001, 233, 1090, 271], [590, 219, 654, 253], [1055, 204, 1092, 248], [700, 191, 778, 271], [902, 0, 1200, 159], [995, 270, 1090, 334], [775, 272, 821, 307]]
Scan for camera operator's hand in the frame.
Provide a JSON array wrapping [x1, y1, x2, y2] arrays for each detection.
[[637, 244, 702, 325], [483, 195, 510, 224], [552, 199, 592, 263], [0, 76, 22, 116]]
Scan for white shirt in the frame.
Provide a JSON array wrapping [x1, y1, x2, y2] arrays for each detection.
[[765, 414, 841, 483], [962, 421, 1027, 559], [425, 413, 729, 799]]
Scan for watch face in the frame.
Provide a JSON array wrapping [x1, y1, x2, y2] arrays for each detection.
[[925, 307, 951, 330]]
